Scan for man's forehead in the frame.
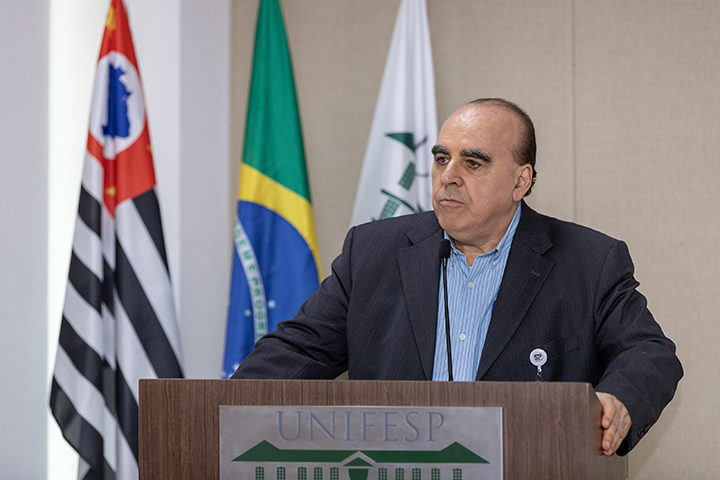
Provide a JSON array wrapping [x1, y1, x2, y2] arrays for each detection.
[[447, 102, 519, 129], [437, 103, 520, 147]]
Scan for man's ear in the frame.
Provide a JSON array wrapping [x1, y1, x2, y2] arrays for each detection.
[[513, 164, 533, 201]]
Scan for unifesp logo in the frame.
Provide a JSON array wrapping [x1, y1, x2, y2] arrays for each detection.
[[220, 406, 503, 480], [89, 51, 145, 160]]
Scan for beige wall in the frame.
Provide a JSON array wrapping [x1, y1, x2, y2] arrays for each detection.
[[231, 1, 718, 477]]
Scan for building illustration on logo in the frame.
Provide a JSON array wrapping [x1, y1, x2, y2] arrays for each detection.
[[375, 132, 428, 220], [232, 440, 488, 480]]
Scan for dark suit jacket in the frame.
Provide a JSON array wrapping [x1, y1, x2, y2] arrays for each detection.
[[232, 202, 683, 455]]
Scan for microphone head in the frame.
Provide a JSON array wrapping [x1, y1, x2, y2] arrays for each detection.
[[438, 239, 451, 259]]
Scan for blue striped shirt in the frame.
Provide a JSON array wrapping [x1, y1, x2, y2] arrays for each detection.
[[432, 204, 522, 381]]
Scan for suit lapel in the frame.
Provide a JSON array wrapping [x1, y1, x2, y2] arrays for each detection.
[[475, 203, 554, 380], [397, 214, 443, 380]]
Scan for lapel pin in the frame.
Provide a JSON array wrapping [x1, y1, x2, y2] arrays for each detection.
[[530, 348, 547, 381]]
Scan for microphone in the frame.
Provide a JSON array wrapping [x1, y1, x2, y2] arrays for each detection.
[[438, 239, 453, 381]]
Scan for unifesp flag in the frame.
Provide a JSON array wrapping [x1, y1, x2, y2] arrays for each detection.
[[350, 0, 438, 226], [49, 1, 183, 479], [222, 0, 321, 378]]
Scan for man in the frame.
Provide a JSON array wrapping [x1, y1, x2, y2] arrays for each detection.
[[232, 98, 682, 457]]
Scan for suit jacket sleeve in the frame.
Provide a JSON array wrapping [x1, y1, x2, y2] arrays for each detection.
[[591, 240, 682, 455]]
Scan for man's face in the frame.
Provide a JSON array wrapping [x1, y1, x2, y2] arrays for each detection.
[[431, 104, 532, 252]]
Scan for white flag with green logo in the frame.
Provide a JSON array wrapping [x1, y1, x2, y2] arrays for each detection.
[[350, 0, 437, 226]]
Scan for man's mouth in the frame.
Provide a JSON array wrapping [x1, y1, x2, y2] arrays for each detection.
[[437, 196, 464, 205]]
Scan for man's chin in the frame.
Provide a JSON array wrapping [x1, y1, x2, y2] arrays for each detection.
[[436, 216, 465, 236]]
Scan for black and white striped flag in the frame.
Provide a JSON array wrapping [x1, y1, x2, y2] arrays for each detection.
[[50, 1, 183, 479]]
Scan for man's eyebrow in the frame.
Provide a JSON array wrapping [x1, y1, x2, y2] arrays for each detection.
[[461, 148, 491, 162], [431, 144, 448, 155]]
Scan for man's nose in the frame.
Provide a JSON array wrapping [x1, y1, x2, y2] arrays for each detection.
[[440, 159, 462, 185]]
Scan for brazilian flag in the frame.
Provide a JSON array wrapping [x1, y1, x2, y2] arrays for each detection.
[[223, 0, 321, 378]]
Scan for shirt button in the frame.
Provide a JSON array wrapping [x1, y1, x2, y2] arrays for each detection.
[[459, 333, 467, 340], [492, 261, 497, 266], [467, 281, 473, 288]]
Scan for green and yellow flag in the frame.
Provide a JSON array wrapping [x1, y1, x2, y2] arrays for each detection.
[[223, 0, 321, 377]]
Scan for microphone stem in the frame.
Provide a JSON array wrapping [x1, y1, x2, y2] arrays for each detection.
[[442, 257, 453, 381]]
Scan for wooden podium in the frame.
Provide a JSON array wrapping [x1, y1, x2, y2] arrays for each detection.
[[139, 379, 627, 480]]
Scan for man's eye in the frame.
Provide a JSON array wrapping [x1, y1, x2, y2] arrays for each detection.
[[434, 156, 449, 164], [467, 160, 480, 168]]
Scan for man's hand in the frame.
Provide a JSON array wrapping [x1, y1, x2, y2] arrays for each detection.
[[596, 392, 631, 456]]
